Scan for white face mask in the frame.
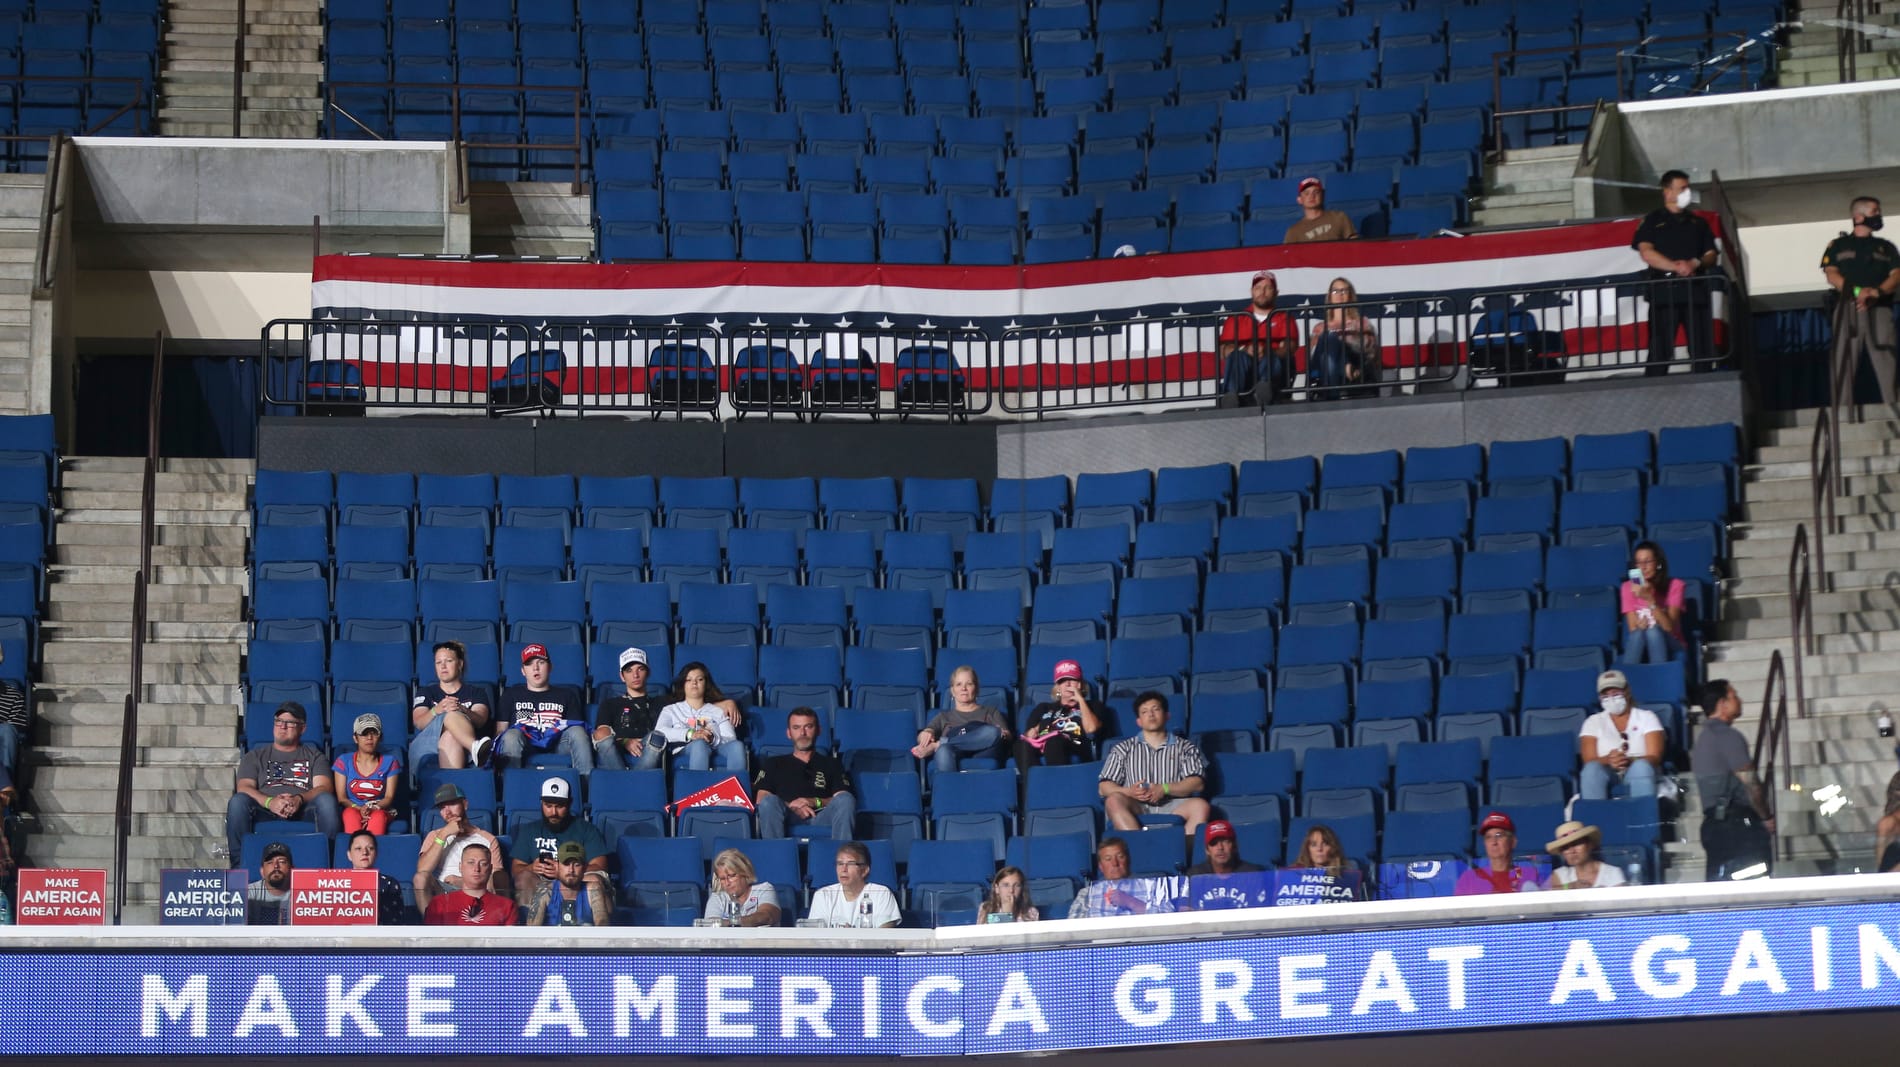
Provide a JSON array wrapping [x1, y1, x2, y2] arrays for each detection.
[[1601, 694, 1628, 716], [1674, 187, 1694, 211]]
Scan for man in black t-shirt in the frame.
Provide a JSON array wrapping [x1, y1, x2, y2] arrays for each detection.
[[494, 644, 593, 777], [1821, 195, 1900, 405], [753, 707, 856, 840], [1632, 169, 1721, 377], [593, 646, 664, 771]]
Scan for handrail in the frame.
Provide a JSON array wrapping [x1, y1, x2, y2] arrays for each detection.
[[33, 132, 68, 293], [232, 0, 246, 136], [112, 330, 165, 925], [1838, 0, 1865, 83], [1810, 402, 1836, 594], [1755, 648, 1792, 857], [1489, 29, 1762, 151], [323, 81, 587, 194]]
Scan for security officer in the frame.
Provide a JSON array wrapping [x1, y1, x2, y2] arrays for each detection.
[[1820, 195, 1900, 405], [1632, 169, 1721, 377]]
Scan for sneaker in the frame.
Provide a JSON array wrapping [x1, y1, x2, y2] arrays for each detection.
[[469, 736, 494, 769]]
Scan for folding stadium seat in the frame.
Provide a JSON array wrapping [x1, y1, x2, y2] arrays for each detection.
[[960, 531, 1038, 609], [759, 582, 845, 649], [1288, 559, 1372, 619], [854, 587, 936, 657], [1127, 522, 1209, 582], [1031, 581, 1113, 647], [1115, 575, 1198, 640], [1107, 634, 1191, 699], [1050, 526, 1129, 586], [941, 588, 1023, 653], [834, 707, 920, 776], [1558, 488, 1643, 546], [1199, 570, 1282, 636], [758, 644, 843, 714], [930, 768, 1018, 862], [1301, 507, 1382, 561], [1360, 615, 1446, 670]]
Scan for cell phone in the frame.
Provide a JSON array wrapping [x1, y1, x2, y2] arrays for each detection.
[[1627, 568, 1643, 582]]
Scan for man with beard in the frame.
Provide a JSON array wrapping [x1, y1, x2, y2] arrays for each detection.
[[1184, 820, 1265, 876], [754, 706, 857, 840], [523, 841, 611, 926], [509, 776, 609, 902], [1217, 269, 1296, 405], [246, 841, 295, 925]]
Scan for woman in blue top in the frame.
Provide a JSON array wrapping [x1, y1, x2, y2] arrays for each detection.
[[332, 712, 401, 835]]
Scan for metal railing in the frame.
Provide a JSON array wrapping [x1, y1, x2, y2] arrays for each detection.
[[1490, 29, 1769, 151], [232, 0, 246, 135], [1838, 0, 1870, 83], [260, 319, 996, 422], [1755, 647, 1793, 852], [0, 75, 151, 150], [322, 81, 588, 195], [111, 331, 165, 925], [33, 132, 70, 293]]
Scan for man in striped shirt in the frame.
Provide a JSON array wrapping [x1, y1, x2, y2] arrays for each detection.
[[1098, 691, 1211, 838]]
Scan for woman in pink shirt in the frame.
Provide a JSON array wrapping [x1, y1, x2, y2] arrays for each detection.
[[1620, 540, 1684, 663]]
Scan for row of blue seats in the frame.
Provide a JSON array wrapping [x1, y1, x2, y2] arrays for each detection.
[[251, 429, 1740, 534]]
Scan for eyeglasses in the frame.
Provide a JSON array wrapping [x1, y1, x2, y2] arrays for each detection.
[[1328, 288, 1352, 295], [836, 861, 868, 869], [1483, 831, 1513, 841], [273, 718, 301, 727]]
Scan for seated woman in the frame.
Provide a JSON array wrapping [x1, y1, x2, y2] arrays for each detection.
[[332, 712, 401, 835], [1306, 276, 1382, 399], [912, 665, 1011, 774], [977, 865, 1039, 923], [1621, 540, 1685, 663], [1286, 824, 1361, 879], [652, 662, 747, 772], [1543, 821, 1627, 890], [704, 848, 782, 927], [1012, 660, 1102, 770]]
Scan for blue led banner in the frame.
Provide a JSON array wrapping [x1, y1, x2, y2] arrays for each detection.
[[4, 900, 1900, 1055]]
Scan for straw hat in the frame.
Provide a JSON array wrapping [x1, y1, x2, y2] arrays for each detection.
[[1546, 821, 1602, 855]]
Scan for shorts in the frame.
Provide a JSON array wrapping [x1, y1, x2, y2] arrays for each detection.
[[1136, 798, 1198, 817]]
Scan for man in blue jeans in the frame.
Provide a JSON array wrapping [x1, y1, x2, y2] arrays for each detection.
[[754, 707, 857, 839], [592, 646, 665, 771], [225, 701, 342, 863], [1217, 269, 1295, 405]]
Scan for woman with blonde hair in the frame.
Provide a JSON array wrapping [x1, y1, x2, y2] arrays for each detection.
[[1307, 276, 1382, 398], [705, 848, 782, 927]]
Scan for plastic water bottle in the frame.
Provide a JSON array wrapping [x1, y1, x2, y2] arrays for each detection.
[[0, 888, 12, 925], [1625, 863, 1644, 887]]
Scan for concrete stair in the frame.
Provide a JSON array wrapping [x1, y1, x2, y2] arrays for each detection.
[[1472, 145, 1582, 229], [1778, 0, 1900, 87], [1707, 404, 1900, 877], [27, 456, 252, 924], [0, 174, 43, 415], [469, 182, 596, 259], [157, 0, 323, 138]]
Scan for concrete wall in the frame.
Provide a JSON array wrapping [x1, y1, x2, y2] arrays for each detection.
[[1616, 80, 1900, 187], [70, 137, 451, 232], [70, 270, 312, 341]]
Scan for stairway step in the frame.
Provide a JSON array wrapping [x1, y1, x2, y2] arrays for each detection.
[[39, 641, 241, 665], [48, 563, 249, 586], [56, 508, 249, 526], [38, 700, 237, 730], [52, 543, 249, 567], [65, 456, 254, 476], [1716, 610, 1900, 640], [1729, 526, 1900, 557], [38, 660, 241, 686], [47, 599, 242, 623], [55, 521, 248, 547], [34, 811, 225, 836], [42, 620, 250, 642]]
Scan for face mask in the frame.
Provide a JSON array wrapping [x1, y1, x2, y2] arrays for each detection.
[[1674, 188, 1694, 211], [1601, 694, 1628, 716], [1868, 215, 1886, 232]]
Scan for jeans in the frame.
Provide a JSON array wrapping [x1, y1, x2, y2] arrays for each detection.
[[593, 732, 666, 771], [932, 723, 1005, 774], [1621, 625, 1679, 664], [1014, 734, 1087, 769], [757, 790, 858, 840], [495, 724, 596, 777], [224, 792, 342, 865], [676, 737, 747, 772], [1220, 350, 1288, 403], [0, 722, 18, 775], [1580, 757, 1658, 800]]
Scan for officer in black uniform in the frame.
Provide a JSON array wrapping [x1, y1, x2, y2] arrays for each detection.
[[1820, 195, 1900, 405], [1631, 169, 1720, 377]]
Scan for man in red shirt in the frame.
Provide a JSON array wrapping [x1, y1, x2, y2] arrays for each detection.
[[422, 842, 517, 926], [1218, 269, 1295, 405]]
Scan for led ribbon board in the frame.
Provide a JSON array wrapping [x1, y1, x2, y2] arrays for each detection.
[[5, 898, 1898, 1055]]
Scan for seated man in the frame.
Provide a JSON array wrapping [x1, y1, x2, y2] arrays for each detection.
[[522, 841, 612, 927], [344, 830, 410, 925], [1098, 691, 1211, 839], [493, 644, 593, 776], [1217, 270, 1295, 405], [754, 707, 857, 840], [1184, 820, 1264, 876], [411, 639, 493, 774], [1579, 668, 1665, 800], [246, 841, 295, 926], [806, 840, 900, 928], [422, 843, 516, 926], [1067, 837, 1175, 918], [0, 764, 16, 878], [0, 642, 25, 775], [224, 701, 341, 863], [1454, 812, 1543, 895], [592, 647, 664, 771], [413, 782, 506, 911], [509, 776, 610, 903]]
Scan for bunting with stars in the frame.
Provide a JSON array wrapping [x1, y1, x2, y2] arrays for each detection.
[[307, 217, 1726, 392]]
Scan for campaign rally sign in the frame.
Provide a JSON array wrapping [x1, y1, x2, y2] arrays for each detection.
[[1378, 861, 1470, 901], [669, 775, 753, 815], [1185, 872, 1276, 911], [1271, 869, 1364, 907], [286, 869, 379, 926], [159, 870, 246, 926], [14, 868, 106, 924]]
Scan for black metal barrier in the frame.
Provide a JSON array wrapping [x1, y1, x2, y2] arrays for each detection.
[[263, 273, 1731, 421], [261, 319, 996, 421]]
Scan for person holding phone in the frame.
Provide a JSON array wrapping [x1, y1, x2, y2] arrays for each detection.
[[1013, 660, 1102, 770], [1621, 540, 1685, 663]]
